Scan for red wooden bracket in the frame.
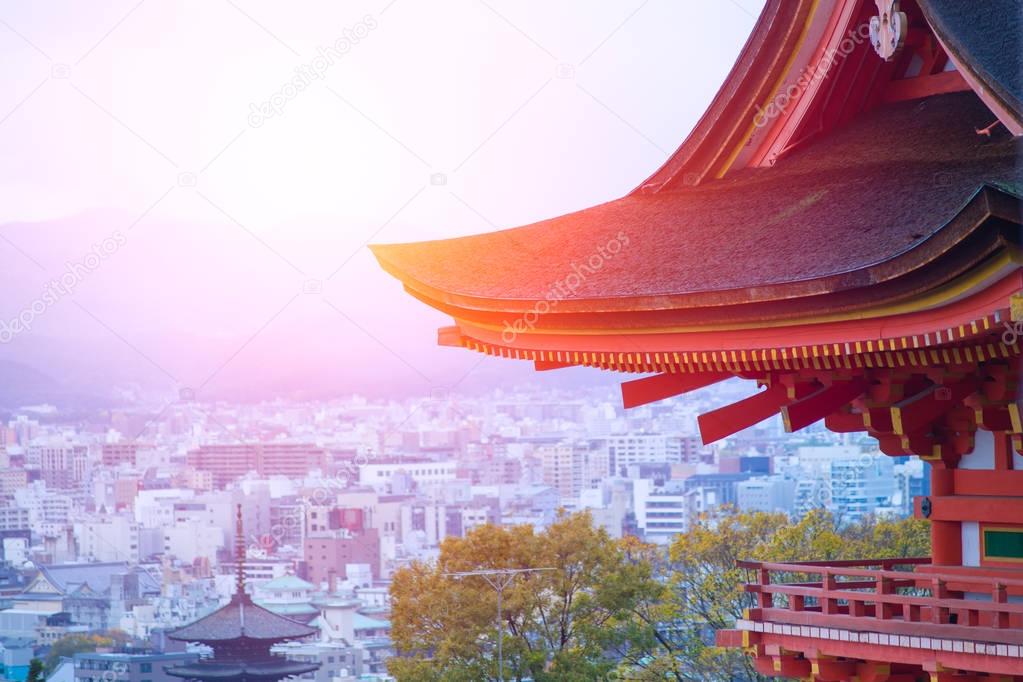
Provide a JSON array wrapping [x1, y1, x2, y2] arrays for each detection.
[[782, 377, 869, 433], [621, 371, 730, 409], [437, 326, 463, 347], [698, 382, 815, 444], [891, 376, 979, 435], [534, 360, 575, 371]]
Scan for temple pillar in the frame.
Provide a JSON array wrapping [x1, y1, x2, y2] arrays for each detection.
[[929, 462, 961, 566]]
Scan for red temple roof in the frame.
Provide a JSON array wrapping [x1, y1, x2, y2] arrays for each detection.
[[373, 92, 1018, 319], [919, 0, 1022, 134], [371, 0, 1023, 451], [373, 3, 1023, 679]]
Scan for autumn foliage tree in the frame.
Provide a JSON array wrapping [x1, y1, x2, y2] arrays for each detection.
[[389, 512, 662, 681], [44, 632, 130, 672], [612, 509, 930, 681], [389, 509, 930, 682]]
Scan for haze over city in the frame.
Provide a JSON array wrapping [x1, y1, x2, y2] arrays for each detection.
[[2, 1, 1020, 681], [0, 0, 758, 406]]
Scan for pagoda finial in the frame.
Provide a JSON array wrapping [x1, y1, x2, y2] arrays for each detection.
[[234, 504, 247, 599]]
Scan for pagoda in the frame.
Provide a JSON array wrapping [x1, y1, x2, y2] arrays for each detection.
[[372, 0, 1023, 679], [166, 506, 319, 682]]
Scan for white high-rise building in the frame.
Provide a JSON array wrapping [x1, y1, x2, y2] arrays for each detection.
[[737, 476, 796, 514], [162, 520, 225, 563], [606, 434, 687, 476], [788, 446, 897, 523], [32, 442, 89, 489], [631, 479, 702, 544], [538, 442, 607, 500], [75, 515, 142, 563]]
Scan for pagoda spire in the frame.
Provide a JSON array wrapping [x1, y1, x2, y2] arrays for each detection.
[[234, 503, 247, 600], [167, 501, 318, 682]]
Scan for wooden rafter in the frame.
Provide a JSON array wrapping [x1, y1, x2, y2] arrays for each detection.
[[620, 371, 731, 409], [534, 360, 574, 371], [781, 377, 870, 432], [698, 382, 817, 444]]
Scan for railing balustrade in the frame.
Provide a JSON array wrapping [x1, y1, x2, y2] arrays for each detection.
[[738, 557, 1023, 643]]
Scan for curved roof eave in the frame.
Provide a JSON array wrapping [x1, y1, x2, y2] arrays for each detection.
[[374, 183, 1020, 326], [917, 0, 1023, 134]]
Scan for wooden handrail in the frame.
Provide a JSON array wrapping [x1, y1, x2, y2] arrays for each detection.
[[737, 557, 930, 569], [738, 559, 1023, 590], [739, 557, 1023, 635], [746, 583, 1023, 615]]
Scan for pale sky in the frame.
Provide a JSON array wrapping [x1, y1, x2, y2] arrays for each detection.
[[0, 0, 765, 402]]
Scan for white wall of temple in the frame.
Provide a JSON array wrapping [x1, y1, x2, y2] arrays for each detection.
[[959, 430, 991, 568], [959, 429, 995, 471], [962, 521, 980, 567], [958, 428, 1023, 471]]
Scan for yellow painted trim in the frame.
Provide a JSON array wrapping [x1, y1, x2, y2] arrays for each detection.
[[456, 253, 1017, 337], [463, 338, 1020, 375]]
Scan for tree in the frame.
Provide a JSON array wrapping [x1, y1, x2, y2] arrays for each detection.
[[389, 512, 663, 681], [27, 658, 44, 682], [611, 509, 931, 681], [44, 633, 120, 673], [607, 509, 790, 681], [391, 508, 930, 682]]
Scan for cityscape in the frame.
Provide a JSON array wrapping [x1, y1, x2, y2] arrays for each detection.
[[2, 0, 1021, 680], [0, 381, 925, 680]]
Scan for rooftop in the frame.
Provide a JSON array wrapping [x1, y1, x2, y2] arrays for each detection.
[[165, 660, 318, 681], [75, 652, 197, 662], [373, 92, 1018, 323], [168, 506, 317, 644], [258, 575, 315, 592], [168, 589, 317, 644], [30, 562, 160, 597], [352, 613, 390, 631]]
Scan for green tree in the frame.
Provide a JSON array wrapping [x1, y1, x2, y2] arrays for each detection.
[[391, 508, 930, 681], [26, 658, 44, 682], [44, 633, 120, 673], [389, 512, 662, 681], [612, 508, 931, 681]]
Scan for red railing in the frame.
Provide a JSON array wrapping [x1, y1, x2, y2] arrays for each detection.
[[739, 558, 1023, 645]]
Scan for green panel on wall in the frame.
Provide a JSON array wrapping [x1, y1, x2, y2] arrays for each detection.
[[984, 529, 1023, 559]]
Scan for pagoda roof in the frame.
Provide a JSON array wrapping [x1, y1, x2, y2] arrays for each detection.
[[373, 91, 1018, 322], [256, 601, 319, 618], [373, 0, 1023, 333], [165, 659, 319, 680], [168, 594, 317, 643], [370, 0, 1023, 450]]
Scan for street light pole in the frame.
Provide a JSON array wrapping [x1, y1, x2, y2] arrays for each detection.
[[445, 567, 556, 681], [496, 577, 503, 679]]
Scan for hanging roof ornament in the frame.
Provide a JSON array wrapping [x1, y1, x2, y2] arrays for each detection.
[[869, 0, 907, 61]]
